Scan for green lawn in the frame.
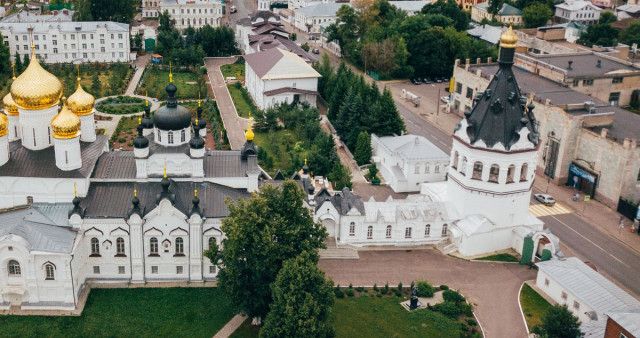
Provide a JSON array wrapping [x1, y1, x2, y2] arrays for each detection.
[[221, 64, 245, 81], [231, 296, 468, 337], [227, 84, 257, 118], [138, 69, 206, 100], [0, 287, 236, 338], [252, 129, 295, 175], [520, 284, 552, 330], [475, 253, 519, 262]]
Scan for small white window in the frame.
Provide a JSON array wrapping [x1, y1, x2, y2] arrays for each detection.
[[573, 301, 580, 310], [176, 266, 184, 274], [425, 224, 431, 237], [349, 222, 355, 236], [118, 266, 125, 274], [151, 266, 158, 274], [367, 226, 373, 239], [209, 265, 217, 274], [561, 291, 568, 300], [93, 266, 100, 274], [175, 237, 184, 255], [45, 263, 55, 280], [544, 278, 549, 287], [386, 225, 392, 238], [442, 224, 448, 236], [405, 227, 412, 238], [435, 164, 440, 173], [91, 237, 100, 256], [8, 260, 21, 276]]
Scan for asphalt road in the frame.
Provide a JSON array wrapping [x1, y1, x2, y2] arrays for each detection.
[[396, 104, 453, 153]]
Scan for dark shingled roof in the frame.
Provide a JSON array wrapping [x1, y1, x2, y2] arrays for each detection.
[[92, 151, 137, 179], [81, 180, 251, 218], [314, 187, 365, 215], [464, 47, 538, 150], [0, 136, 108, 178]]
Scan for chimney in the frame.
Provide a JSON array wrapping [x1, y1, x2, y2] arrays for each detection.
[[596, 60, 601, 68], [567, 61, 573, 70]]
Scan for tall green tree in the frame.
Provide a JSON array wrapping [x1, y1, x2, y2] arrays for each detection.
[[421, 0, 469, 31], [13, 52, 23, 74], [0, 43, 11, 79], [79, 0, 136, 22], [212, 181, 327, 324], [487, 0, 505, 16], [158, 10, 176, 32], [22, 54, 29, 69], [90, 73, 101, 96], [522, 3, 552, 28], [577, 24, 619, 47], [328, 161, 352, 190], [532, 304, 581, 338], [326, 5, 360, 58], [354, 131, 372, 166], [599, 11, 617, 25], [620, 21, 640, 47], [260, 252, 336, 338]]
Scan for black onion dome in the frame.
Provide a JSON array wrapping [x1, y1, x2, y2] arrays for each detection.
[[190, 135, 205, 149], [142, 104, 154, 128], [133, 124, 149, 149], [192, 106, 207, 129], [153, 82, 191, 131]]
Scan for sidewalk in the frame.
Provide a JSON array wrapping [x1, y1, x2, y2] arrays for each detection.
[[213, 314, 247, 338], [533, 173, 640, 254]]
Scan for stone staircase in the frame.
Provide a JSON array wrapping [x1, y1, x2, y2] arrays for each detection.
[[436, 239, 458, 255], [320, 237, 359, 259]]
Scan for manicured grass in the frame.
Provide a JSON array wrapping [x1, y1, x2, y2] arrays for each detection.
[[230, 318, 261, 338], [221, 64, 245, 81], [138, 69, 206, 100], [227, 84, 257, 118], [520, 284, 552, 330], [0, 287, 236, 338], [252, 129, 295, 174], [475, 253, 519, 262], [333, 296, 464, 338]]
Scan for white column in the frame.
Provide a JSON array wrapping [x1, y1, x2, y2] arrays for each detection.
[[19, 105, 58, 150], [135, 158, 148, 179], [189, 216, 203, 281], [53, 136, 82, 171], [7, 114, 20, 141], [191, 158, 204, 177], [0, 135, 8, 166], [128, 215, 145, 283], [79, 112, 96, 142]]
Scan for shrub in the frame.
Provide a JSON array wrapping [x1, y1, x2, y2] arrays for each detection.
[[460, 322, 470, 332], [383, 282, 389, 294], [439, 285, 449, 291], [348, 283, 353, 289], [234, 82, 242, 89], [460, 303, 473, 317], [345, 289, 355, 297], [443, 289, 466, 304], [371, 177, 381, 185], [127, 142, 133, 147], [335, 289, 345, 298], [466, 318, 477, 326], [356, 286, 364, 292], [360, 293, 368, 297], [393, 289, 402, 297], [433, 302, 460, 319], [376, 293, 382, 298], [118, 138, 126, 143], [417, 280, 435, 298], [398, 282, 403, 293], [373, 283, 378, 292]]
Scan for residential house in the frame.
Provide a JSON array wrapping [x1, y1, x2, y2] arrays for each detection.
[[294, 3, 347, 34], [554, 0, 601, 25], [0, 9, 73, 23], [371, 134, 449, 193], [471, 2, 523, 25], [456, 0, 486, 12], [244, 48, 321, 110], [616, 4, 640, 19], [467, 24, 507, 45], [158, 0, 223, 31]]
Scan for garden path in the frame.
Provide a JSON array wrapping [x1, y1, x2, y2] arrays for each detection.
[[93, 95, 161, 138], [212, 314, 247, 338]]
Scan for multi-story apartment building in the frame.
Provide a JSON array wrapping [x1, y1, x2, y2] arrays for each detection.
[[554, 0, 601, 25], [0, 22, 131, 63], [142, 0, 161, 18], [158, 0, 223, 31]]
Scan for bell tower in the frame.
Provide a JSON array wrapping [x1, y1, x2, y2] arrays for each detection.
[[446, 27, 540, 229]]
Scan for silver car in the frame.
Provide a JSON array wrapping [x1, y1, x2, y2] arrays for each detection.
[[534, 194, 556, 206]]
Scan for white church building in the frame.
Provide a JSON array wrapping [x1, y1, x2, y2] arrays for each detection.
[[315, 28, 560, 259], [0, 47, 264, 311]]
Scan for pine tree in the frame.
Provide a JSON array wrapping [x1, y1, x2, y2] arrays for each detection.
[[23, 54, 29, 68], [90, 73, 101, 97], [13, 52, 22, 74], [261, 252, 336, 338], [354, 131, 372, 166], [375, 87, 405, 136], [328, 161, 352, 190]]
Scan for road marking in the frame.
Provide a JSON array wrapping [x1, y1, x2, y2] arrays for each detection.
[[529, 203, 572, 217], [549, 214, 631, 268]]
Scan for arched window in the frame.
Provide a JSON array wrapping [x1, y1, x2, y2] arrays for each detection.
[[386, 225, 392, 238], [472, 161, 483, 180], [150, 237, 158, 255], [45, 263, 55, 280], [116, 237, 125, 256], [209, 237, 216, 249], [349, 222, 355, 236], [367, 226, 373, 239], [8, 260, 20, 276], [460, 157, 467, 175], [175, 237, 184, 255], [425, 224, 431, 237], [442, 224, 448, 236], [181, 129, 186, 142], [424, 163, 430, 173], [168, 131, 174, 144], [90, 237, 100, 256], [452, 151, 459, 169], [489, 164, 500, 183], [507, 165, 515, 183], [520, 163, 528, 182]]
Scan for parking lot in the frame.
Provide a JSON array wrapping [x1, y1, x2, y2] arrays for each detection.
[[387, 79, 458, 119]]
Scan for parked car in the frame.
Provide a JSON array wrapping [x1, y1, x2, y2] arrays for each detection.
[[230, 6, 237, 13], [534, 194, 556, 206], [412, 78, 421, 85], [440, 96, 450, 104], [443, 77, 450, 82], [310, 36, 320, 41], [311, 48, 320, 54], [435, 78, 443, 83], [422, 78, 431, 84]]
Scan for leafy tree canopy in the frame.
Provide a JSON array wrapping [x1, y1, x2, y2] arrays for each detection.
[[522, 2, 552, 28], [577, 24, 619, 47], [620, 21, 640, 47], [532, 304, 582, 338]]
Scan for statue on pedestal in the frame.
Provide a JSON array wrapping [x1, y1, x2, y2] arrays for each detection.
[[410, 282, 418, 310]]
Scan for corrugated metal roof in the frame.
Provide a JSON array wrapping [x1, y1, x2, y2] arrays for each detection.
[[580, 320, 606, 337], [204, 151, 250, 178], [536, 257, 640, 318], [295, 3, 347, 17], [374, 134, 449, 162], [0, 204, 77, 254], [607, 308, 640, 337], [91, 151, 137, 179], [81, 180, 251, 218], [0, 136, 108, 178]]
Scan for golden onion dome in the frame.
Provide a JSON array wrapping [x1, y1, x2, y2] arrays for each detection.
[[3, 93, 19, 116], [11, 49, 62, 110], [0, 113, 8, 137], [51, 97, 81, 139], [245, 120, 254, 141], [68, 78, 95, 115], [500, 26, 518, 49]]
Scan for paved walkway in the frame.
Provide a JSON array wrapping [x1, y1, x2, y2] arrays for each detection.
[[213, 314, 247, 338], [319, 249, 536, 338], [93, 95, 162, 138], [204, 57, 247, 150]]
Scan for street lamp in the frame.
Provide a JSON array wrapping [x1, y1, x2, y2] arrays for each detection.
[[432, 84, 441, 121]]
